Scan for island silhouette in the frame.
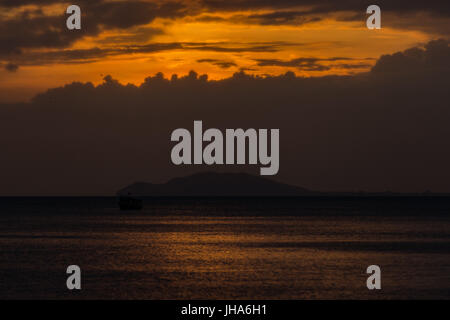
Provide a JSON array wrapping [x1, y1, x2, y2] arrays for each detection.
[[117, 172, 313, 197], [117, 172, 450, 198]]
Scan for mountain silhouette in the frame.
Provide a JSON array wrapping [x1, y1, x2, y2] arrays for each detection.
[[117, 172, 313, 197]]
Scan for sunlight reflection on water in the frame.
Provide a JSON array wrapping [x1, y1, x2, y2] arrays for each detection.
[[0, 202, 449, 299]]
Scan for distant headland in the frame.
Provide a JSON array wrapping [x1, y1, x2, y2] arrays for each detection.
[[117, 172, 312, 197], [117, 172, 449, 197]]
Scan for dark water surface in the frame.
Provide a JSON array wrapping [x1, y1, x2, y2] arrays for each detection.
[[0, 197, 449, 299]]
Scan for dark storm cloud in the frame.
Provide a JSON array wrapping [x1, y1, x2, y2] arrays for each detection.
[[0, 0, 67, 6], [200, 0, 450, 16], [1, 0, 448, 59], [88, 1, 188, 29], [0, 1, 189, 56], [198, 0, 450, 32], [194, 14, 227, 23], [3, 62, 19, 72], [255, 57, 355, 71], [335, 63, 372, 69], [185, 43, 281, 53], [0, 40, 449, 195], [372, 39, 450, 73], [97, 27, 165, 45], [195, 10, 322, 26], [2, 0, 449, 15], [0, 13, 84, 55], [245, 11, 321, 25], [5, 42, 292, 66], [197, 59, 238, 69]]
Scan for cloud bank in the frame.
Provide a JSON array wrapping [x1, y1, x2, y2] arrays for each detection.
[[0, 40, 449, 195], [1, 0, 448, 59]]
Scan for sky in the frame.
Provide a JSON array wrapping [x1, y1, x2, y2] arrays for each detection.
[[0, 1, 449, 195], [0, 0, 449, 102]]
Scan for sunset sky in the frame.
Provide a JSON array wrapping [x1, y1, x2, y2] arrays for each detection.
[[0, 1, 449, 195], [1, 0, 448, 102]]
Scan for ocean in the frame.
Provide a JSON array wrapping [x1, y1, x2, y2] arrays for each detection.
[[0, 197, 449, 299]]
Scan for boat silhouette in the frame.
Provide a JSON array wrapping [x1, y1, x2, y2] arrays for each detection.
[[118, 193, 143, 210]]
